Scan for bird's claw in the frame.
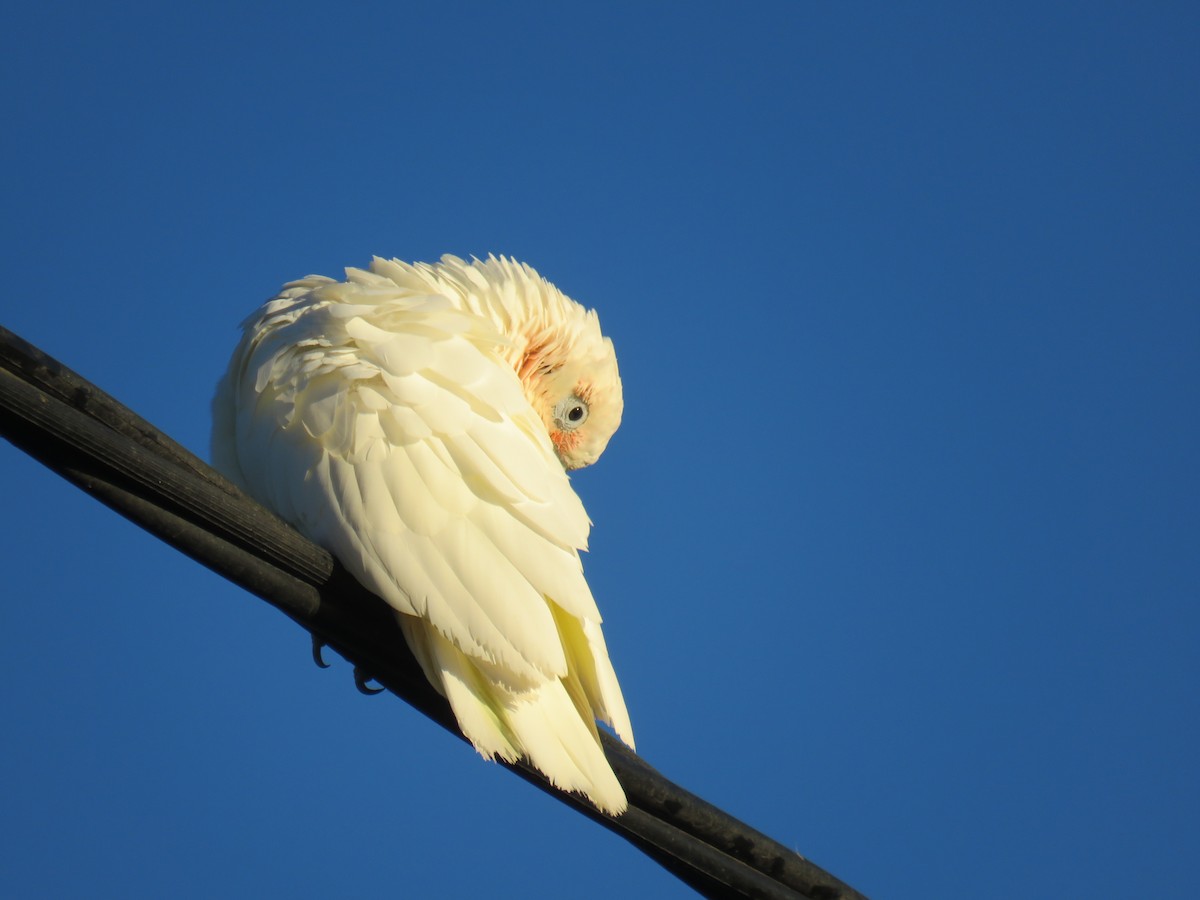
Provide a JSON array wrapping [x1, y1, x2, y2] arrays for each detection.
[[354, 667, 384, 695], [311, 636, 330, 669]]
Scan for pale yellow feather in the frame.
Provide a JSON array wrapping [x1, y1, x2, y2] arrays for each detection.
[[212, 254, 633, 813]]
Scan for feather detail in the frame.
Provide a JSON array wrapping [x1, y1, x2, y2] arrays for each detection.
[[212, 254, 632, 813]]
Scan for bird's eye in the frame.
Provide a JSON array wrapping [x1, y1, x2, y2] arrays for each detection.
[[553, 394, 589, 431]]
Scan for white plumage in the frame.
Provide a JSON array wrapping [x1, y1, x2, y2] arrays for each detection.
[[212, 254, 633, 813]]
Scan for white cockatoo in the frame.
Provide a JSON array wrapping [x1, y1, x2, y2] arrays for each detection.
[[211, 254, 633, 814]]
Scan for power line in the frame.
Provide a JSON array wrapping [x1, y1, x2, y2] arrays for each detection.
[[0, 325, 868, 900]]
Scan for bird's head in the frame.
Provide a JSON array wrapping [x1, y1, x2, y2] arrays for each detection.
[[517, 308, 623, 471]]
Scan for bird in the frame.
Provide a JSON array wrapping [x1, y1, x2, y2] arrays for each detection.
[[211, 254, 633, 814]]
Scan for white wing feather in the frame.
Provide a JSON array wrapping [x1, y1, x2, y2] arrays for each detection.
[[213, 263, 632, 812]]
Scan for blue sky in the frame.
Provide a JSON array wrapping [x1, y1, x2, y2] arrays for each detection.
[[2, 3, 1197, 897]]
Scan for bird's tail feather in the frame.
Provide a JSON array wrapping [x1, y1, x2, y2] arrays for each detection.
[[399, 615, 627, 815]]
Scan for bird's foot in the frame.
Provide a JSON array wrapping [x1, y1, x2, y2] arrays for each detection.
[[311, 636, 331, 669], [354, 667, 384, 695]]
